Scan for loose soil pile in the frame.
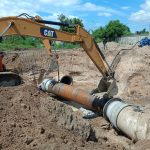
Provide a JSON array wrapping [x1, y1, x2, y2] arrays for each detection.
[[1, 42, 150, 150]]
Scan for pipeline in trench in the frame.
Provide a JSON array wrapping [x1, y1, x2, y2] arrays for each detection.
[[38, 78, 150, 142]]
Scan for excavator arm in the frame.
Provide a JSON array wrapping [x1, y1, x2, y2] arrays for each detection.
[[0, 15, 116, 94], [0, 15, 113, 78]]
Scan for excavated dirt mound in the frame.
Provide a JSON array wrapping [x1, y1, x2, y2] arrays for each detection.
[[0, 84, 127, 150], [1, 42, 150, 149]]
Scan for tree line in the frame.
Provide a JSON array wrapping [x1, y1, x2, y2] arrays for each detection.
[[58, 14, 149, 43], [0, 14, 149, 50]]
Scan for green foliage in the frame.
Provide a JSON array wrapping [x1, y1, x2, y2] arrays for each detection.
[[58, 14, 84, 33], [105, 20, 131, 40], [136, 28, 149, 35], [92, 20, 131, 42], [92, 27, 106, 43], [0, 36, 80, 51], [53, 42, 80, 49], [0, 36, 44, 51]]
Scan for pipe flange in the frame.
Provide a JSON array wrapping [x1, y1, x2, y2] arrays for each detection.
[[103, 98, 130, 130], [103, 98, 122, 121], [38, 79, 57, 91]]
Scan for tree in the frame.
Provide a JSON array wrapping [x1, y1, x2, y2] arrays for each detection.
[[92, 20, 131, 42], [92, 27, 106, 42], [58, 14, 84, 33], [105, 20, 131, 41], [136, 28, 149, 35]]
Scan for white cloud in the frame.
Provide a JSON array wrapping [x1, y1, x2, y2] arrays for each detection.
[[141, 0, 150, 10], [121, 6, 130, 10], [80, 2, 119, 14], [39, 0, 80, 6], [68, 15, 79, 19], [98, 12, 112, 17], [129, 0, 150, 22], [0, 0, 38, 17], [0, 0, 121, 28], [0, 0, 80, 17], [43, 13, 59, 21], [82, 2, 106, 11]]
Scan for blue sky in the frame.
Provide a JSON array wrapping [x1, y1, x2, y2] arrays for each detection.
[[0, 0, 150, 32]]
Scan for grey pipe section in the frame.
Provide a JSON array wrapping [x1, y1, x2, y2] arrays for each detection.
[[103, 99, 150, 141]]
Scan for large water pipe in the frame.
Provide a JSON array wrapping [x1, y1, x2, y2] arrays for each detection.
[[39, 79, 150, 141], [103, 99, 150, 141], [38, 78, 109, 112]]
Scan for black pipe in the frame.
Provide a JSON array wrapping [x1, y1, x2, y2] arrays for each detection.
[[35, 19, 75, 27]]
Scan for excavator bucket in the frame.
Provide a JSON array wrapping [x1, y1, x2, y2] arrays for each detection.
[[0, 72, 22, 87]]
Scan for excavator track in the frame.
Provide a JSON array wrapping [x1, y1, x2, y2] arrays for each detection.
[[0, 72, 22, 87]]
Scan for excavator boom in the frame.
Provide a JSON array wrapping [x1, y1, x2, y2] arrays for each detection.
[[0, 14, 116, 94], [0, 15, 112, 78]]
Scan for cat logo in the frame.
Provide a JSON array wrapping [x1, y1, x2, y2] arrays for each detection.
[[40, 28, 57, 38]]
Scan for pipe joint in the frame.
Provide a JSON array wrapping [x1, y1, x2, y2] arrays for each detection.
[[103, 98, 130, 130], [38, 79, 57, 92]]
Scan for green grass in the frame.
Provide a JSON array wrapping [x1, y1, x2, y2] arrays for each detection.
[[0, 36, 81, 52], [0, 36, 44, 51], [53, 42, 80, 50]]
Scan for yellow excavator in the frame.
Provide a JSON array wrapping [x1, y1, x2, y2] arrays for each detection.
[[0, 13, 117, 96]]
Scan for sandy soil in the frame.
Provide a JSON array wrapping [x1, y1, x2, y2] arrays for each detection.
[[1, 42, 150, 149]]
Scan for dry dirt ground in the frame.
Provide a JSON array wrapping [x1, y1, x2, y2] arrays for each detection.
[[1, 42, 150, 150]]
